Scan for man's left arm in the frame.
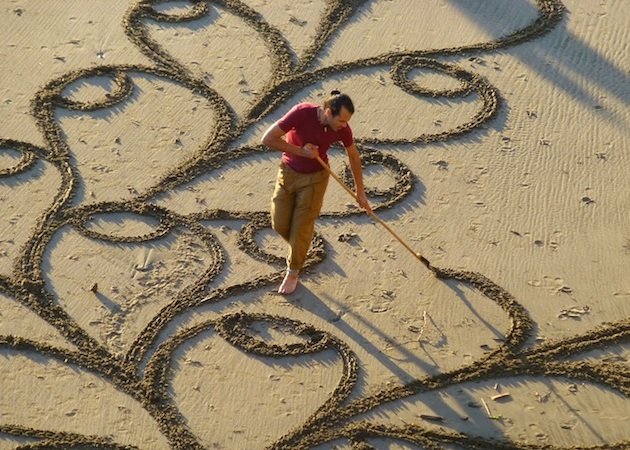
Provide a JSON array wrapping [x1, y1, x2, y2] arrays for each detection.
[[344, 143, 372, 213]]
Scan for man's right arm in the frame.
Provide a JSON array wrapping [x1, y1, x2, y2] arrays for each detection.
[[261, 123, 318, 158]]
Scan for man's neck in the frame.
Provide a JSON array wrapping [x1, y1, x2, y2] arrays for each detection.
[[317, 107, 328, 127]]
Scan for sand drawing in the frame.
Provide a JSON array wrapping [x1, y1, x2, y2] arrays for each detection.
[[1, 0, 629, 448]]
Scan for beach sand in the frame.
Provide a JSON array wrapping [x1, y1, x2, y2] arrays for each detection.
[[1, 0, 629, 448]]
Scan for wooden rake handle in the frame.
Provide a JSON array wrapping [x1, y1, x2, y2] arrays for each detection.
[[315, 155, 430, 268]]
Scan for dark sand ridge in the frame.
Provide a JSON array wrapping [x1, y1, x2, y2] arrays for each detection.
[[1, 0, 629, 448]]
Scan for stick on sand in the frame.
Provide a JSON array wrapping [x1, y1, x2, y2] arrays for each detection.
[[316, 155, 431, 269]]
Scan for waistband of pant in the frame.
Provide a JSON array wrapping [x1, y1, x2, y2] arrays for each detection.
[[280, 161, 326, 175]]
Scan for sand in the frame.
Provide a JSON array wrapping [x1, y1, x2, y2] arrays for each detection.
[[1, 0, 629, 449]]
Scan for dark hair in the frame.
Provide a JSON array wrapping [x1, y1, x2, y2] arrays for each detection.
[[323, 90, 354, 116]]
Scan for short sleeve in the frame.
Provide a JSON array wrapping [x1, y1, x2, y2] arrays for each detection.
[[340, 125, 353, 148], [277, 104, 304, 133]]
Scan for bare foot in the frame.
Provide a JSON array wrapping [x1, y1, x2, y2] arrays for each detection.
[[278, 272, 299, 295]]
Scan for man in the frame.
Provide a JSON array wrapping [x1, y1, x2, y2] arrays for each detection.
[[261, 91, 371, 295]]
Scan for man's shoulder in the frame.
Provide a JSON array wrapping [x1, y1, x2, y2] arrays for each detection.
[[290, 102, 318, 113], [333, 123, 353, 147], [279, 103, 318, 130]]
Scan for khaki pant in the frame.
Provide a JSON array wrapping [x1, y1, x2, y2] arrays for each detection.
[[271, 162, 329, 271]]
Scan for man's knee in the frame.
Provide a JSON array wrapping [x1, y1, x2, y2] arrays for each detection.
[[271, 186, 293, 241], [271, 215, 290, 241]]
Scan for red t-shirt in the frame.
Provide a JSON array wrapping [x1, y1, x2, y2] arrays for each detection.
[[278, 102, 353, 173]]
